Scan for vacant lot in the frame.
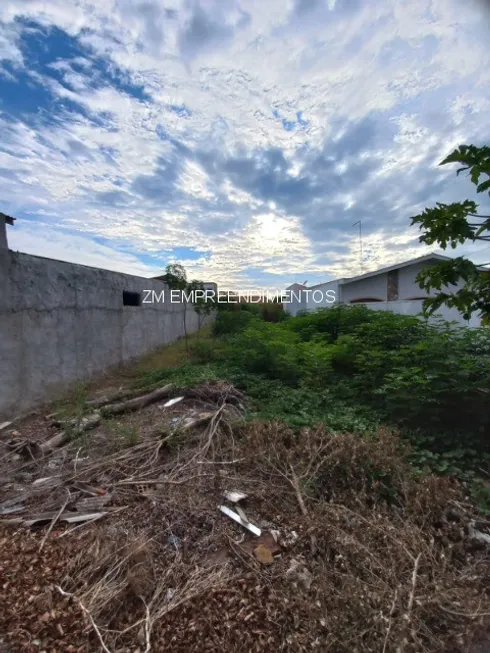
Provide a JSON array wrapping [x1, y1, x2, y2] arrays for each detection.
[[1, 308, 489, 652]]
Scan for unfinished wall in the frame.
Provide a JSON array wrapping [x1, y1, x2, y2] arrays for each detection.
[[0, 250, 204, 418]]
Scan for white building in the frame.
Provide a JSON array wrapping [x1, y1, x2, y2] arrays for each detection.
[[284, 254, 484, 327]]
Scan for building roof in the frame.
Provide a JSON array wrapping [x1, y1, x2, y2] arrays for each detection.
[[289, 253, 488, 292], [0, 212, 15, 225], [286, 282, 307, 290], [339, 253, 451, 286]]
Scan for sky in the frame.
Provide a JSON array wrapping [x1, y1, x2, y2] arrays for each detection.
[[1, 0, 489, 290]]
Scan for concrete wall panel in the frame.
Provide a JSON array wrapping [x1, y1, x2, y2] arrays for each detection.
[[0, 250, 207, 418]]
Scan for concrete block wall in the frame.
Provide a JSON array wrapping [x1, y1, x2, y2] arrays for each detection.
[[0, 250, 204, 418]]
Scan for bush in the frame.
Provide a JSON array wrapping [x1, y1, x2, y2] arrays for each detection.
[[218, 306, 490, 465], [260, 302, 288, 322], [213, 309, 257, 336], [228, 321, 304, 384], [376, 324, 490, 434], [285, 304, 376, 342], [189, 340, 221, 364]]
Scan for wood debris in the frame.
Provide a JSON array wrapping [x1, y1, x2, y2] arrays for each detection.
[[0, 383, 488, 653]]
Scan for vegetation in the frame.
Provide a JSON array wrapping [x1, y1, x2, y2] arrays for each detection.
[[411, 144, 490, 320], [140, 304, 490, 489], [160, 263, 216, 347]]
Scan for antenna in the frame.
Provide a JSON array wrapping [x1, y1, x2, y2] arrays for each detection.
[[352, 221, 363, 274]]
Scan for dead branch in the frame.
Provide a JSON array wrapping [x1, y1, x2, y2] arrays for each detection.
[[289, 463, 308, 517], [407, 553, 421, 617], [101, 384, 174, 417], [40, 431, 69, 451], [52, 413, 102, 431], [39, 489, 70, 552], [56, 586, 114, 653], [382, 589, 398, 653], [41, 414, 102, 452]]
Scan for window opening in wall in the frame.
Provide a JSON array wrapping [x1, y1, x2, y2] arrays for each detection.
[[123, 291, 141, 306], [349, 297, 383, 303], [387, 269, 399, 301]]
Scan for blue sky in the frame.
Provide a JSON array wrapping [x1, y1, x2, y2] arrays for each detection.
[[1, 0, 489, 289]]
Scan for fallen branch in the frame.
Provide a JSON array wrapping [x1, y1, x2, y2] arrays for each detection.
[[141, 598, 152, 653], [52, 413, 102, 432], [39, 489, 70, 552], [407, 553, 422, 617], [41, 414, 102, 452], [56, 586, 113, 653], [101, 384, 174, 417], [382, 589, 398, 653], [40, 431, 68, 452], [289, 464, 308, 517], [2, 510, 108, 527], [180, 412, 215, 432], [115, 478, 192, 486]]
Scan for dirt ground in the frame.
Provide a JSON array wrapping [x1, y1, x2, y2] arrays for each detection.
[[0, 370, 489, 653]]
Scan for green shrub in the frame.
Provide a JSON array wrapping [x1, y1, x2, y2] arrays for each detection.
[[376, 324, 490, 434], [213, 309, 257, 336], [260, 302, 288, 322], [145, 303, 490, 477], [228, 321, 304, 384], [223, 306, 490, 466], [189, 340, 221, 364], [286, 304, 378, 342]]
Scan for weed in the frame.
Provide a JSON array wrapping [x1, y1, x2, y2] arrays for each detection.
[[102, 417, 141, 450], [54, 382, 90, 420]]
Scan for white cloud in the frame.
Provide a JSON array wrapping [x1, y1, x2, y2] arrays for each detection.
[[0, 0, 488, 288], [7, 222, 158, 277]]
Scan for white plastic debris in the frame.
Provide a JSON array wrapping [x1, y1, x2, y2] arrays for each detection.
[[280, 530, 299, 549], [0, 421, 12, 431], [235, 506, 249, 523], [219, 505, 261, 536], [223, 490, 248, 503], [162, 396, 184, 408], [270, 529, 281, 543]]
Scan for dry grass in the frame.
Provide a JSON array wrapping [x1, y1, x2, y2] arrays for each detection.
[[131, 324, 213, 376], [46, 326, 213, 421], [0, 383, 489, 653]]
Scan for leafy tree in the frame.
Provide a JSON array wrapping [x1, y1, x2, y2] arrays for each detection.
[[162, 263, 187, 291], [188, 279, 215, 334], [163, 263, 190, 348], [162, 264, 215, 346], [410, 144, 490, 320]]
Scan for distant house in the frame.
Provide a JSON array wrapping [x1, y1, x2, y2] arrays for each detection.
[[285, 254, 485, 327], [0, 212, 15, 250]]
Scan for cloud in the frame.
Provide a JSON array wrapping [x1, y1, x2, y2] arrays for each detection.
[[0, 0, 489, 290], [7, 221, 159, 277]]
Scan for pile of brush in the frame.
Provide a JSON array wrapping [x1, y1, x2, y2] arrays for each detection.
[[0, 383, 489, 653]]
